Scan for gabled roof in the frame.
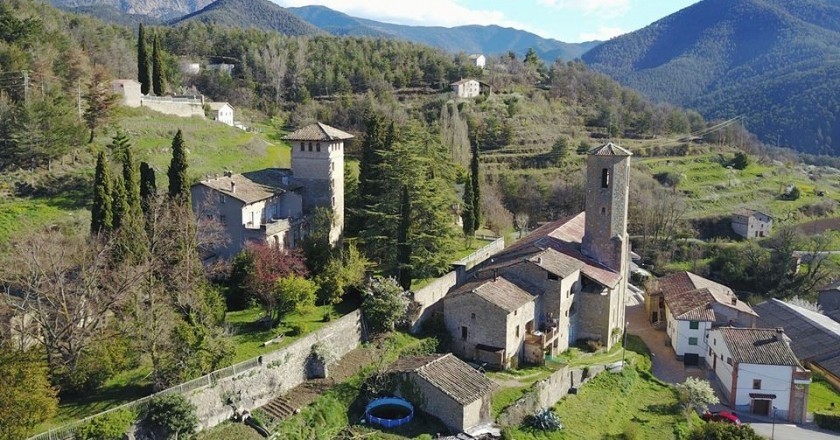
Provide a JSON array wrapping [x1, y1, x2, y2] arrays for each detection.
[[528, 248, 585, 278], [754, 299, 840, 370], [715, 327, 802, 367], [283, 122, 353, 141], [194, 169, 293, 204], [448, 277, 534, 313], [659, 272, 756, 320], [207, 102, 233, 111], [389, 354, 497, 405], [451, 78, 478, 86], [734, 208, 771, 219], [589, 142, 632, 156]]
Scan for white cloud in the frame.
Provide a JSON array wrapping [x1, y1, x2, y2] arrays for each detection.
[[578, 25, 625, 41], [538, 0, 630, 18], [273, 0, 528, 30]]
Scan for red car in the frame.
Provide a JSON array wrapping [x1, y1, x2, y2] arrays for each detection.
[[702, 410, 742, 426]]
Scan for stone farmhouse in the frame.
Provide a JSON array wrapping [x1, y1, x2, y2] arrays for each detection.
[[451, 79, 491, 99], [111, 79, 142, 107], [190, 122, 351, 259], [387, 354, 496, 433], [731, 208, 772, 239], [468, 54, 486, 69], [707, 327, 811, 423], [645, 271, 757, 365], [443, 143, 632, 369], [207, 102, 234, 126]]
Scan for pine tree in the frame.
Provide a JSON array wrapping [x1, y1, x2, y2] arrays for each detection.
[[84, 67, 118, 143], [462, 177, 476, 237], [91, 151, 113, 235], [397, 185, 412, 291], [470, 141, 481, 231], [152, 33, 165, 96], [167, 129, 189, 202], [108, 128, 131, 159], [140, 161, 157, 213], [137, 23, 151, 95]]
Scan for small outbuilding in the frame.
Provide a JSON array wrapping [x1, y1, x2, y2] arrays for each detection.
[[110, 79, 142, 108], [208, 102, 234, 126], [388, 354, 496, 433], [732, 208, 772, 239]]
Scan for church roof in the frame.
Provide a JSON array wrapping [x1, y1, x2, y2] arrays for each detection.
[[283, 122, 354, 141], [589, 142, 632, 156]]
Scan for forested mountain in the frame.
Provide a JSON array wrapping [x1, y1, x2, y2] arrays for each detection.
[[287, 5, 600, 61], [582, 0, 840, 155], [49, 0, 213, 20], [173, 0, 321, 36]]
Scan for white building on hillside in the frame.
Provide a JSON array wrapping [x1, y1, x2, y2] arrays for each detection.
[[707, 327, 811, 423], [469, 54, 486, 69], [111, 79, 142, 107], [208, 102, 234, 126]]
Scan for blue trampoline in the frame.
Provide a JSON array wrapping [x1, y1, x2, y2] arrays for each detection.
[[365, 397, 414, 428]]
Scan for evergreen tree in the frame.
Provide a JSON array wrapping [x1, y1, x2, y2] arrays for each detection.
[[137, 23, 150, 95], [107, 129, 131, 159], [91, 151, 113, 235], [358, 114, 386, 203], [139, 161, 157, 213], [83, 67, 118, 143], [167, 130, 189, 202], [116, 143, 148, 261], [152, 33, 165, 96], [470, 141, 481, 231], [462, 177, 476, 237], [111, 174, 127, 231], [397, 185, 412, 291]]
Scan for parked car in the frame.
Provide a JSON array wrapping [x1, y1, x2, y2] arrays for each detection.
[[702, 410, 742, 426]]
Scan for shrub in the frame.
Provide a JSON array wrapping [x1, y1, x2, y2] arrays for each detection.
[[623, 421, 641, 440], [815, 410, 840, 432], [76, 409, 137, 440], [527, 408, 563, 431], [288, 323, 306, 336], [145, 394, 198, 439], [687, 421, 762, 439], [361, 276, 408, 335], [585, 339, 603, 352]]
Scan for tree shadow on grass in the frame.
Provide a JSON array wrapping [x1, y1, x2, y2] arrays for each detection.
[[14, 173, 92, 211], [644, 402, 681, 415], [57, 380, 154, 420]]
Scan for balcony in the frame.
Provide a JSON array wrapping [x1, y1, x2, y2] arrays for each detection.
[[525, 326, 559, 349]]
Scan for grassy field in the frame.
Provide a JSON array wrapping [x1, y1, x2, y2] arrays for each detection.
[[809, 373, 840, 413]]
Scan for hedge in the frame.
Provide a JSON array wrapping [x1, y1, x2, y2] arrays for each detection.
[[814, 410, 840, 432]]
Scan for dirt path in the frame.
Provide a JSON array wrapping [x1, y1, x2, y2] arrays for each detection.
[[281, 345, 381, 410]]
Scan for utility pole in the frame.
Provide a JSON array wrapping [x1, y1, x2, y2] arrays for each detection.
[[22, 70, 29, 104]]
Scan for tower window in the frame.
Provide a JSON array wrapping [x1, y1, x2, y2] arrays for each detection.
[[308, 142, 312, 151], [601, 207, 606, 215], [601, 168, 610, 188], [300, 143, 304, 152], [316, 142, 321, 152]]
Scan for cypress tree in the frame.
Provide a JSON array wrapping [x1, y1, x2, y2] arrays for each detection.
[[137, 24, 150, 95], [167, 129, 190, 202], [152, 33, 165, 96], [111, 174, 127, 231], [462, 177, 475, 237], [397, 185, 412, 291], [122, 148, 142, 217], [91, 151, 113, 235], [140, 161, 157, 213], [358, 114, 385, 202], [470, 141, 481, 231], [116, 145, 148, 261]]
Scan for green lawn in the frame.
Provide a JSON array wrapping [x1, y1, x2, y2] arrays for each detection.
[[195, 422, 264, 440], [809, 373, 840, 413], [411, 237, 495, 290]]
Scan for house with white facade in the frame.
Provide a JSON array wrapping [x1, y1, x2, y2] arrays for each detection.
[[208, 102, 234, 126], [190, 122, 352, 259], [111, 79, 142, 107], [732, 208, 772, 239], [468, 54, 486, 69], [451, 79, 490, 98], [707, 327, 811, 423], [443, 143, 632, 368], [647, 271, 757, 365]]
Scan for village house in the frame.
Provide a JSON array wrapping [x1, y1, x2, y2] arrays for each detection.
[[707, 327, 811, 423], [731, 208, 772, 239], [754, 298, 840, 391], [645, 271, 757, 365], [110, 79, 142, 107], [388, 354, 496, 433], [207, 63, 235, 75], [468, 54, 486, 69], [207, 102, 234, 126], [443, 143, 632, 368], [179, 60, 201, 75], [190, 122, 351, 259], [451, 79, 491, 99]]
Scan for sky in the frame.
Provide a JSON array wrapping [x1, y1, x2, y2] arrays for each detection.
[[273, 0, 701, 42]]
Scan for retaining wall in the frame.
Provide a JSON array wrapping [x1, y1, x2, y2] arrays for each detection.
[[140, 96, 205, 118]]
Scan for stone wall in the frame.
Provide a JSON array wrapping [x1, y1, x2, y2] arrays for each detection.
[[186, 310, 364, 431], [497, 363, 610, 427], [140, 96, 205, 118]]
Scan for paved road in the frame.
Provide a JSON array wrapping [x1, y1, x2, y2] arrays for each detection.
[[740, 414, 839, 440]]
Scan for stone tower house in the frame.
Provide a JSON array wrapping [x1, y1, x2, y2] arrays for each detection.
[[581, 142, 632, 346], [284, 123, 354, 244]]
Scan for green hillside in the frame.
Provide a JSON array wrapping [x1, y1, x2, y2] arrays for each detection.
[[173, 0, 321, 36], [582, 0, 840, 156]]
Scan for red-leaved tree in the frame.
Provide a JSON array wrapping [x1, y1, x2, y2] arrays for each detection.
[[244, 243, 308, 326]]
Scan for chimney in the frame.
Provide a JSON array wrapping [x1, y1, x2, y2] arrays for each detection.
[[775, 327, 784, 341], [230, 181, 236, 193], [537, 256, 543, 265], [493, 269, 498, 282], [731, 297, 738, 306]]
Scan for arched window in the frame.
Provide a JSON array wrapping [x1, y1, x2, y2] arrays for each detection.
[[601, 168, 610, 188]]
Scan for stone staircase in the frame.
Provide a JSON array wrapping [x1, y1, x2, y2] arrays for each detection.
[[260, 396, 297, 421]]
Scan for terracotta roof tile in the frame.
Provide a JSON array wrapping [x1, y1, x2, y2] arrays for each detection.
[[448, 277, 535, 313], [283, 122, 353, 141], [716, 327, 802, 367], [658, 272, 756, 319], [194, 169, 293, 204], [390, 354, 497, 405], [589, 142, 632, 156]]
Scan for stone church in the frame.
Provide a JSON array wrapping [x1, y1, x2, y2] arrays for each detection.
[[443, 143, 631, 368], [191, 122, 351, 259]]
